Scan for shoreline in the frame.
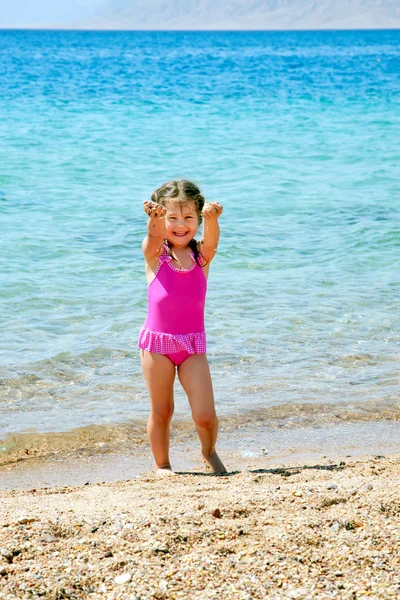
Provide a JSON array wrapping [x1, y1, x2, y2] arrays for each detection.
[[1, 420, 400, 491], [1, 454, 399, 599]]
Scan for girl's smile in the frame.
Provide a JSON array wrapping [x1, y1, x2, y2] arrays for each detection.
[[165, 201, 199, 247]]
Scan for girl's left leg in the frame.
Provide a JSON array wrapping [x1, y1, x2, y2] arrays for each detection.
[[177, 354, 227, 474]]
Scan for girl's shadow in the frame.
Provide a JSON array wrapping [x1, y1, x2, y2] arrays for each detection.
[[176, 461, 346, 477]]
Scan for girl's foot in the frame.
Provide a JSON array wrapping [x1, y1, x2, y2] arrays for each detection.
[[155, 466, 176, 478], [203, 451, 227, 474]]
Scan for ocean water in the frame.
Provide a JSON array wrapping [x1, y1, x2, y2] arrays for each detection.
[[0, 29, 399, 462]]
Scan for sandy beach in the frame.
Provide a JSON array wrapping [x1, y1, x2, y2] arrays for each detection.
[[1, 454, 400, 599]]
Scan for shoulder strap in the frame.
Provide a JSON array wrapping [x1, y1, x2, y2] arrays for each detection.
[[159, 243, 172, 264]]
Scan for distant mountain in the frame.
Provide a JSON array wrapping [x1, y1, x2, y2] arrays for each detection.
[[0, 0, 102, 28], [75, 0, 400, 30]]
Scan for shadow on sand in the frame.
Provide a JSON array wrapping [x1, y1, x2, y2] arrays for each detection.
[[176, 461, 347, 478]]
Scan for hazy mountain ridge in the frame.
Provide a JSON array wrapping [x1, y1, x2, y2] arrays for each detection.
[[0, 0, 102, 28], [1, 0, 398, 30], [79, 0, 400, 30]]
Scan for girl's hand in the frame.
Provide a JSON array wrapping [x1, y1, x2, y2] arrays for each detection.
[[144, 201, 167, 218], [202, 202, 223, 219]]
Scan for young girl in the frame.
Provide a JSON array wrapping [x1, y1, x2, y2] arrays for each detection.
[[139, 180, 227, 477]]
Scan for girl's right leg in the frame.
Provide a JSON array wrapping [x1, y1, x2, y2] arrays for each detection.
[[140, 350, 176, 476]]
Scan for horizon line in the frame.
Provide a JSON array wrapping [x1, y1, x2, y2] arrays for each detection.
[[1, 26, 400, 33]]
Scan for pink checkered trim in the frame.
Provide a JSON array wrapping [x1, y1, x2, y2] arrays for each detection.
[[138, 328, 206, 355], [159, 245, 204, 272]]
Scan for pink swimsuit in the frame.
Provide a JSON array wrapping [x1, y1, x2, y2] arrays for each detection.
[[138, 245, 207, 366]]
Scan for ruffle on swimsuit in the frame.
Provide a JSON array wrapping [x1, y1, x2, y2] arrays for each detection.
[[138, 328, 206, 355]]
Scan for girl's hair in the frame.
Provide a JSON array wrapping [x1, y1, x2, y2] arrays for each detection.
[[151, 180, 205, 266]]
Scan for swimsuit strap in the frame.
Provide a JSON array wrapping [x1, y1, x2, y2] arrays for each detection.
[[159, 243, 202, 267], [194, 251, 204, 266], [159, 244, 173, 265]]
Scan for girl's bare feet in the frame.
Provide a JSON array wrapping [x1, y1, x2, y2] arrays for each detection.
[[203, 451, 227, 474], [155, 466, 176, 478]]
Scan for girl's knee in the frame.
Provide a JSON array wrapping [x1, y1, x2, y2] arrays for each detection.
[[150, 405, 174, 422], [192, 411, 217, 430]]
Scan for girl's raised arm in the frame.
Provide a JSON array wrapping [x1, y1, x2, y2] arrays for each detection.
[[198, 202, 223, 263], [142, 201, 166, 260]]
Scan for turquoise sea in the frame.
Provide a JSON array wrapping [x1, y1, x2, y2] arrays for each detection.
[[0, 29, 399, 466]]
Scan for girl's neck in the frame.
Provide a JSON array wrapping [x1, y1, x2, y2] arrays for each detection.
[[168, 243, 191, 252], [167, 242, 194, 270]]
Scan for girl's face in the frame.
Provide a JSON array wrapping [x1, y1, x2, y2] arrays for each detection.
[[164, 201, 199, 248]]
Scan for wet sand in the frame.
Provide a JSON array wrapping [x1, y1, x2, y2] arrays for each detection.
[[1, 453, 400, 599], [1, 420, 400, 491]]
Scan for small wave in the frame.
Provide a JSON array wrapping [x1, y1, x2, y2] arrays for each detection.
[[0, 373, 41, 387], [226, 400, 400, 429], [0, 421, 148, 468], [49, 346, 136, 365], [337, 354, 379, 366]]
